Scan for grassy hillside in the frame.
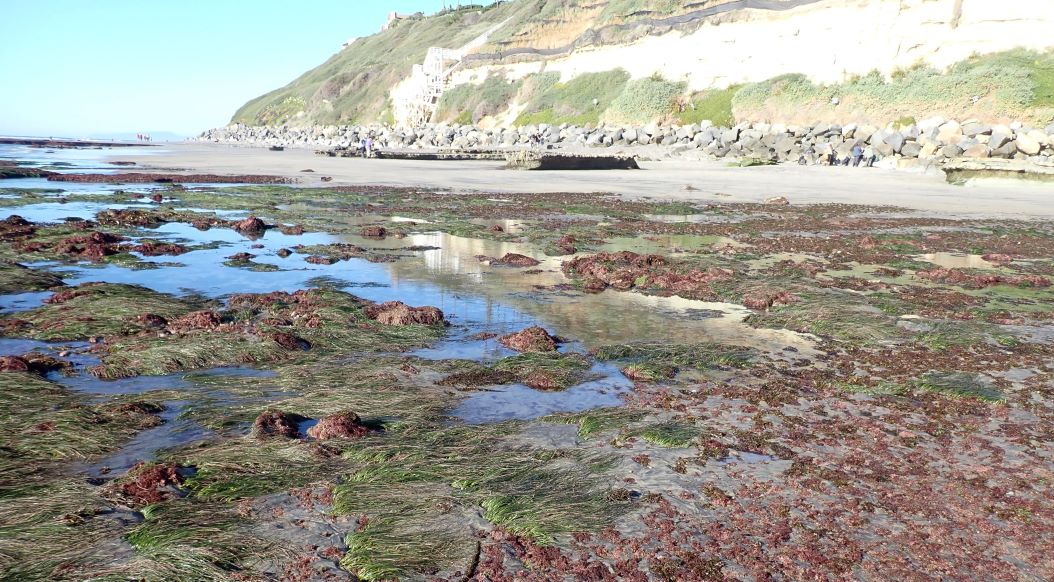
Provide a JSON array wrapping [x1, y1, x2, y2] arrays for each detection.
[[231, 0, 717, 127], [231, 4, 521, 126]]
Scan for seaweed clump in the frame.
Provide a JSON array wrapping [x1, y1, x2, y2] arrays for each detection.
[[499, 326, 560, 352]]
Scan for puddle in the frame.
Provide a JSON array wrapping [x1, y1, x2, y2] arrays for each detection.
[[87, 400, 212, 477], [0, 337, 97, 369], [746, 252, 828, 270], [599, 234, 741, 255], [468, 218, 527, 234], [916, 252, 996, 270], [641, 213, 726, 224], [0, 290, 53, 313], [718, 451, 777, 464], [452, 361, 632, 424], [1, 201, 155, 223]]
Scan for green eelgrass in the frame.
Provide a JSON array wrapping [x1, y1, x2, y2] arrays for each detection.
[[913, 371, 1005, 403], [640, 421, 699, 448], [0, 262, 64, 294], [1, 283, 205, 342], [593, 342, 753, 369]]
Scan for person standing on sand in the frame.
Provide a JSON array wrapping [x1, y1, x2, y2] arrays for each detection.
[[851, 143, 864, 166], [863, 144, 876, 167], [365, 135, 375, 158], [821, 142, 834, 166]]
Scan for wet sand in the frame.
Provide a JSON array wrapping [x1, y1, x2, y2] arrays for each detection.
[[117, 142, 1054, 219]]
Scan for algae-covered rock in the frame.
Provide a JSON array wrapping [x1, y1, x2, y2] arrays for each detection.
[[365, 301, 445, 326], [253, 410, 307, 439], [499, 326, 560, 353], [307, 411, 369, 440]]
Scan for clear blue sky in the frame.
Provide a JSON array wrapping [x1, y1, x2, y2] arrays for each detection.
[[0, 0, 450, 138]]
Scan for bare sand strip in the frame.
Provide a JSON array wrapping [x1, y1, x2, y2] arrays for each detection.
[[116, 143, 1054, 219]]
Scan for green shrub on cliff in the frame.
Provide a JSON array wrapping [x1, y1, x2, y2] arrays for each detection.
[[604, 74, 686, 124], [435, 75, 523, 124], [675, 86, 739, 126], [733, 49, 1054, 124], [515, 69, 630, 126]]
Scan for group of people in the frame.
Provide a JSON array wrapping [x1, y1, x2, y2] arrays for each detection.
[[135, 133, 151, 142], [801, 142, 878, 167]]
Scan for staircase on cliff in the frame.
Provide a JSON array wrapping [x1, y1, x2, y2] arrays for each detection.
[[399, 19, 511, 126]]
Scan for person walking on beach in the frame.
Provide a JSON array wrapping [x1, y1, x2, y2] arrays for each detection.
[[365, 135, 375, 158], [851, 143, 864, 166], [863, 144, 876, 167]]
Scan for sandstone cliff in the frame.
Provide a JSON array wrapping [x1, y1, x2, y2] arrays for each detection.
[[232, 0, 1054, 129]]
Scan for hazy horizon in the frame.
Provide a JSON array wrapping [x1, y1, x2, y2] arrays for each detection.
[[0, 0, 449, 138]]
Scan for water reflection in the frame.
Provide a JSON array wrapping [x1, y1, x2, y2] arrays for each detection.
[[916, 252, 997, 270]]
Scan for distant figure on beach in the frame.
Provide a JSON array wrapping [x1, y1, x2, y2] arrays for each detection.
[[799, 145, 815, 165], [821, 142, 835, 166], [851, 143, 864, 166], [365, 135, 375, 158], [863, 144, 876, 167]]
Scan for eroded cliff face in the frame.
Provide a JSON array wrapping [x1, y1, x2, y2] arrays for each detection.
[[398, 0, 1054, 126]]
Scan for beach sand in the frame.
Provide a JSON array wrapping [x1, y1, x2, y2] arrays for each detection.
[[118, 142, 1054, 218]]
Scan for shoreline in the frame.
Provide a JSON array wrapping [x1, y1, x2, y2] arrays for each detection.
[[106, 141, 1054, 219], [0, 136, 155, 148]]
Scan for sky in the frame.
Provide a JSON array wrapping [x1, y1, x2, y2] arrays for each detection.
[[0, 0, 452, 139]]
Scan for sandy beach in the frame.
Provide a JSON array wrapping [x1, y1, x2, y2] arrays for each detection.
[[117, 142, 1054, 219]]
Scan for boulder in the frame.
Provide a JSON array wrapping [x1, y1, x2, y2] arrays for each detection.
[[917, 116, 945, 133], [1026, 129, 1049, 146], [988, 130, 1013, 150], [962, 122, 991, 137], [990, 141, 1017, 159], [941, 144, 964, 158], [900, 142, 922, 158], [693, 131, 715, 147], [1016, 134, 1042, 155], [774, 137, 797, 154], [962, 144, 990, 158], [919, 143, 939, 158], [937, 121, 963, 145], [884, 132, 906, 153]]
